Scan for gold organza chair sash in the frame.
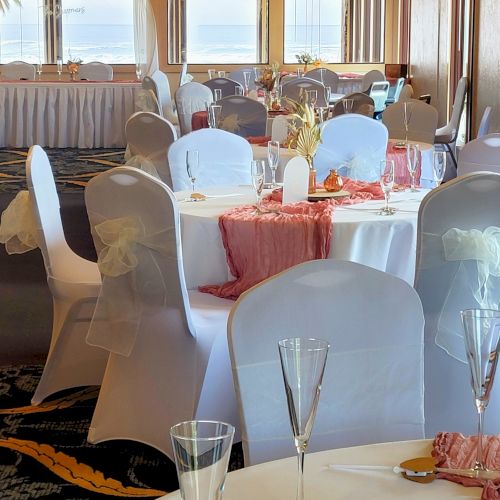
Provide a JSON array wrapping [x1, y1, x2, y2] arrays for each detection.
[[125, 154, 161, 181]]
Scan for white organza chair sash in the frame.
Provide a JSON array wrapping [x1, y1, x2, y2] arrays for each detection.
[[135, 89, 161, 114], [339, 150, 382, 182], [125, 154, 161, 180], [87, 214, 175, 357], [422, 226, 500, 362], [0, 190, 38, 254]]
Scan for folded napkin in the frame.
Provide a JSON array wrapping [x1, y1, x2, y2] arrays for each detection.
[[432, 432, 500, 499], [199, 200, 334, 300]]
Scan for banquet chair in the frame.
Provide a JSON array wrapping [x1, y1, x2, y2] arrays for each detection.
[[399, 84, 414, 102], [142, 70, 179, 126], [456, 133, 500, 176], [125, 111, 177, 188], [228, 259, 424, 466], [382, 99, 439, 144], [228, 68, 258, 91], [331, 92, 375, 118], [385, 77, 405, 105], [175, 82, 213, 136], [1, 61, 36, 80], [78, 62, 113, 81], [85, 167, 237, 459], [279, 74, 297, 86], [167, 128, 253, 191], [204, 77, 244, 100], [368, 81, 391, 116], [361, 69, 386, 92], [26, 146, 106, 405], [281, 77, 328, 108], [414, 172, 500, 437], [477, 106, 493, 138], [218, 96, 267, 138], [271, 115, 292, 143], [305, 68, 339, 93], [434, 76, 468, 170], [314, 114, 388, 181]]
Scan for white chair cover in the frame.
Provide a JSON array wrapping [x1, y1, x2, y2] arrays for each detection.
[[175, 82, 213, 136], [369, 81, 390, 113], [167, 128, 253, 191], [219, 96, 267, 137], [143, 70, 179, 125], [361, 69, 386, 92], [1, 61, 35, 80], [314, 114, 388, 181], [281, 77, 328, 108], [331, 92, 375, 118], [382, 99, 439, 144], [85, 167, 237, 459], [78, 62, 113, 81], [305, 68, 340, 93], [415, 172, 500, 437], [228, 259, 424, 466], [204, 78, 244, 99], [279, 74, 297, 86], [435, 77, 468, 144], [457, 133, 500, 176], [282, 156, 309, 204], [399, 84, 414, 102], [228, 68, 258, 91], [477, 106, 493, 139], [271, 115, 291, 143], [135, 89, 161, 115], [25, 146, 105, 404], [125, 111, 177, 188]]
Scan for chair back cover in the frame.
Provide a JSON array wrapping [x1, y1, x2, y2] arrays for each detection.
[[175, 82, 213, 136], [457, 133, 500, 176], [219, 96, 267, 137], [369, 81, 390, 112], [228, 259, 424, 466], [361, 69, 386, 92], [448, 77, 468, 140], [282, 156, 309, 204], [382, 99, 438, 144], [125, 111, 177, 187], [414, 172, 500, 436], [271, 115, 291, 143], [143, 70, 178, 124], [178, 62, 188, 87], [204, 77, 244, 99], [477, 106, 493, 139], [167, 128, 253, 191], [305, 68, 339, 93], [399, 84, 414, 101], [228, 68, 258, 91], [281, 77, 328, 108], [331, 92, 375, 118], [1, 61, 36, 80], [78, 62, 113, 81], [314, 114, 388, 181]]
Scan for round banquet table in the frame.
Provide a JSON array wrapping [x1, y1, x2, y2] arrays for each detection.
[[177, 186, 429, 288], [160, 439, 482, 499]]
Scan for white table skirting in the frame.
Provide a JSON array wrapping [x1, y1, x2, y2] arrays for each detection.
[[0, 81, 141, 148]]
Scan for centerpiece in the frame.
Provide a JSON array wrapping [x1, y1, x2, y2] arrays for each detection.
[[295, 52, 315, 73], [255, 62, 280, 110], [66, 58, 82, 81]]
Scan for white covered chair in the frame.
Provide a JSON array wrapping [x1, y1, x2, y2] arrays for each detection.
[[142, 70, 179, 125], [382, 99, 439, 144], [228, 68, 258, 91], [305, 68, 339, 93], [271, 115, 292, 143], [204, 77, 244, 99], [78, 62, 113, 81], [361, 69, 386, 92], [125, 111, 177, 187], [175, 82, 213, 136], [414, 172, 500, 437], [369, 81, 391, 115], [167, 128, 253, 191], [331, 92, 375, 118], [85, 167, 237, 459], [219, 96, 267, 138], [477, 106, 493, 138], [229, 259, 424, 466], [457, 133, 500, 176], [1, 61, 36, 80], [399, 84, 414, 102], [26, 146, 106, 404], [314, 114, 388, 181], [281, 77, 328, 108]]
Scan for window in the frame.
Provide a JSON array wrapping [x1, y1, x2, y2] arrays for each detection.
[[168, 0, 268, 64]]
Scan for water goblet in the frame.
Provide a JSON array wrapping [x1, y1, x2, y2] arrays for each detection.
[[56, 58, 63, 80], [243, 71, 251, 94], [251, 160, 265, 213], [460, 309, 500, 475], [36, 63, 43, 80], [279, 338, 329, 500], [208, 69, 217, 80], [214, 88, 222, 102], [432, 150, 446, 186], [135, 63, 142, 81], [235, 86, 243, 96], [170, 420, 235, 500], [379, 159, 396, 215], [406, 143, 420, 192], [208, 104, 222, 129], [267, 140, 280, 188], [186, 150, 200, 196], [403, 101, 414, 144], [319, 68, 325, 84], [343, 98, 354, 114]]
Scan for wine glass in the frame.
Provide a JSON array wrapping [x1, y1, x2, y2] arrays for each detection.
[[296, 68, 304, 78], [406, 143, 420, 192], [319, 68, 325, 84], [343, 98, 354, 114], [135, 63, 142, 81], [208, 104, 222, 129], [36, 63, 43, 80], [186, 150, 200, 196], [403, 101, 414, 144], [218, 70, 226, 78], [243, 71, 251, 95], [208, 69, 216, 80], [267, 140, 280, 188], [379, 159, 395, 215], [251, 160, 265, 213], [307, 90, 317, 109], [279, 338, 329, 500], [460, 309, 500, 475], [235, 86, 243, 96], [432, 150, 446, 186], [56, 58, 63, 80], [214, 88, 222, 102]]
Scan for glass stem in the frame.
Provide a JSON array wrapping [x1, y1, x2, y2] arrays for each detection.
[[384, 192, 389, 212], [404, 126, 408, 144], [191, 180, 195, 192], [297, 450, 305, 500], [476, 406, 486, 471], [271, 168, 277, 187], [410, 174, 415, 191]]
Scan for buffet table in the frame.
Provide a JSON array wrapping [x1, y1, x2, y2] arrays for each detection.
[[0, 80, 141, 148]]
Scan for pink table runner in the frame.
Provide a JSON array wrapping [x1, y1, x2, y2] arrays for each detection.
[[387, 143, 422, 186]]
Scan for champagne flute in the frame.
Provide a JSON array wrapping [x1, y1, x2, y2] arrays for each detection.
[[214, 88, 222, 102], [432, 150, 446, 186], [343, 98, 354, 114], [208, 69, 216, 80], [403, 101, 414, 144], [56, 58, 63, 80], [135, 63, 142, 81], [267, 140, 280, 188], [296, 68, 304, 78], [279, 338, 329, 500], [307, 90, 317, 109], [406, 143, 420, 192], [251, 160, 265, 213], [208, 104, 222, 129], [186, 150, 200, 197], [218, 70, 226, 78], [243, 71, 251, 95], [379, 159, 395, 215], [36, 63, 43, 80], [460, 309, 500, 475]]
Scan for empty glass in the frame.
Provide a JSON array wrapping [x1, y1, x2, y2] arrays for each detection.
[[296, 68, 304, 78], [170, 420, 235, 500], [432, 150, 446, 186], [214, 89, 222, 102], [307, 90, 317, 108], [267, 140, 280, 188], [56, 58, 63, 80], [208, 69, 217, 80], [325, 86, 332, 104], [208, 104, 222, 128], [218, 71, 226, 78], [406, 143, 420, 192], [379, 159, 396, 215], [186, 150, 199, 195], [343, 98, 354, 114], [36, 63, 43, 80], [234, 86, 243, 96], [319, 68, 325, 84], [243, 71, 251, 94], [403, 101, 414, 144], [251, 160, 265, 213], [254, 67, 262, 81], [279, 338, 329, 500]]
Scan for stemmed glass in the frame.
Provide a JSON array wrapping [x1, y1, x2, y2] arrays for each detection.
[[218, 70, 226, 78], [267, 140, 280, 188], [296, 68, 304, 78], [214, 88, 222, 102], [343, 98, 354, 114], [56, 58, 63, 80], [186, 150, 200, 196], [36, 63, 43, 80], [307, 90, 317, 109], [379, 159, 395, 215], [251, 160, 265, 213], [279, 338, 329, 500], [406, 143, 420, 192], [243, 71, 251, 95], [403, 101, 414, 144], [235, 86, 243, 96], [208, 69, 216, 79], [432, 151, 446, 186], [208, 104, 222, 129], [460, 309, 500, 475], [135, 63, 142, 81]]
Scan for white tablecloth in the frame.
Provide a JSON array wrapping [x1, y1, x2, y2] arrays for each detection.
[[0, 81, 141, 148], [178, 186, 428, 288], [161, 439, 482, 499]]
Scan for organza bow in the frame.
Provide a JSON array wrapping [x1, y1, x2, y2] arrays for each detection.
[[0, 190, 38, 254], [341, 150, 382, 182], [135, 89, 160, 114], [125, 154, 161, 181]]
